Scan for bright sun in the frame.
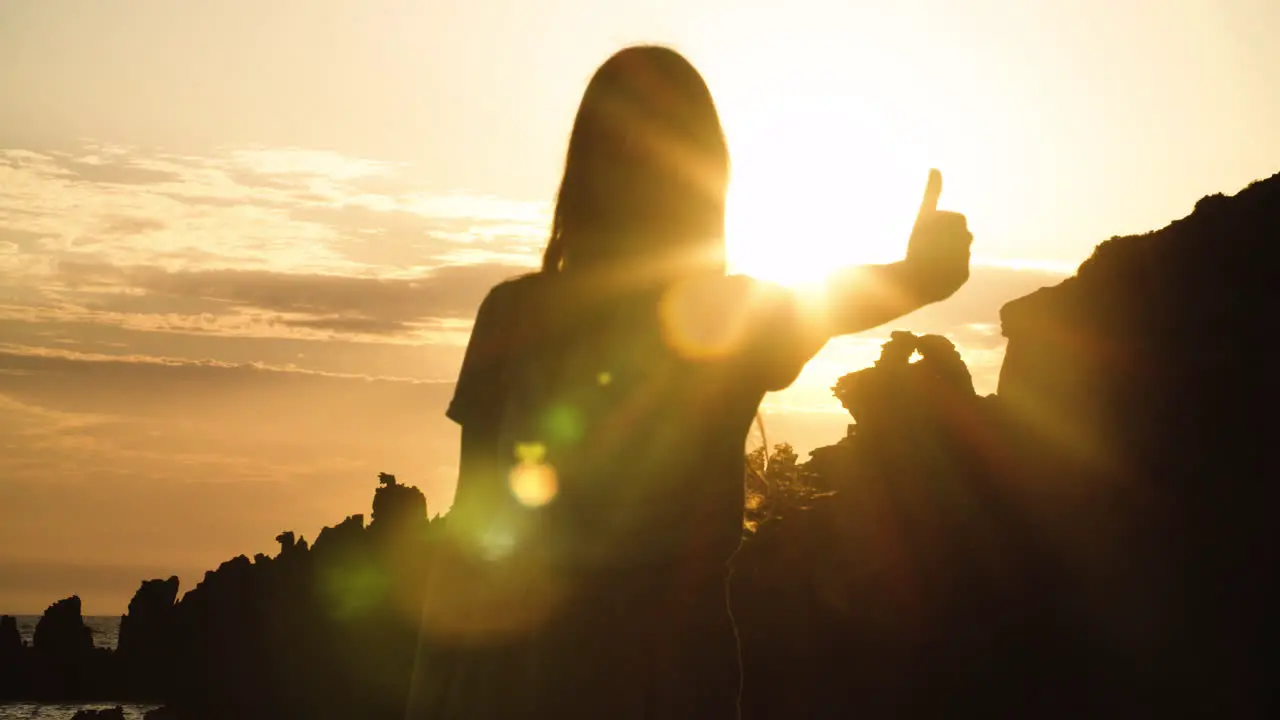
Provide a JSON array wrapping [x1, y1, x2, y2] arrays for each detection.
[[724, 95, 929, 288]]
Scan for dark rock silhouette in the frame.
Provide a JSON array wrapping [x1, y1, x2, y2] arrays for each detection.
[[274, 531, 300, 555], [0, 615, 20, 652], [993, 171, 1280, 716], [370, 472, 427, 530], [0, 614, 22, 698], [34, 596, 94, 659], [735, 329, 1023, 718], [117, 578, 179, 658], [831, 330, 977, 437], [0, 616, 19, 656], [148, 473, 433, 719], [5, 596, 118, 701], [735, 174, 1278, 718], [4, 173, 1277, 717], [116, 577, 180, 698]]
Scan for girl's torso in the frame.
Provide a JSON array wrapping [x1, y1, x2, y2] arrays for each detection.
[[450, 271, 811, 571]]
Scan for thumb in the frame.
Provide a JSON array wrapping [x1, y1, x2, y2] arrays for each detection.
[[915, 168, 942, 226]]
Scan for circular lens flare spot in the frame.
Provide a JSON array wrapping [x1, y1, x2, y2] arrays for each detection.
[[509, 459, 558, 508], [544, 405, 583, 445], [658, 277, 751, 360]]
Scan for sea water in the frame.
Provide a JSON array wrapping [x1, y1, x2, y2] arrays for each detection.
[[1, 616, 155, 720], [10, 616, 121, 651]]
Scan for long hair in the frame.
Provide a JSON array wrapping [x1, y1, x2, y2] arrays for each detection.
[[542, 46, 730, 279]]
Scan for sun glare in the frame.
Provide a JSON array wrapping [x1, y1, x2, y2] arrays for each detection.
[[724, 96, 929, 288]]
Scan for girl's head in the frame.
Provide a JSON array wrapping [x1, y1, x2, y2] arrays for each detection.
[[543, 46, 730, 279]]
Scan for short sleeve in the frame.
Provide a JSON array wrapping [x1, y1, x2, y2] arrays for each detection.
[[667, 275, 826, 393], [446, 279, 523, 427], [729, 276, 827, 392]]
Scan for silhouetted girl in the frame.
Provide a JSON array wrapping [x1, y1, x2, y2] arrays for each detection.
[[409, 45, 972, 719]]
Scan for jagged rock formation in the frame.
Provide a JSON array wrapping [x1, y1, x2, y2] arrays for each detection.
[[152, 473, 432, 720], [0, 615, 20, 656], [117, 578, 179, 658], [2, 596, 117, 701], [274, 530, 307, 556], [832, 330, 977, 433], [0, 474, 431, 714], [0, 614, 22, 697], [995, 171, 1280, 715], [737, 174, 1279, 718], [371, 473, 427, 529], [33, 597, 94, 659], [736, 330, 1023, 718], [116, 577, 180, 698]]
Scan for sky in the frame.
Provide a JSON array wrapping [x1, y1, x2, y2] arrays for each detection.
[[2, 0, 1277, 613]]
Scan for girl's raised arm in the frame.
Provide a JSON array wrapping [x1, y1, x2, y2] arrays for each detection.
[[693, 170, 972, 393], [813, 169, 972, 338]]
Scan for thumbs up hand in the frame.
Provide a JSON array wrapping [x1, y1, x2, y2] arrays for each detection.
[[904, 169, 972, 303]]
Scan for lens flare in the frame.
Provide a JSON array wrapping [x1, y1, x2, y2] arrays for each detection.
[[658, 276, 751, 360], [544, 404, 583, 445], [509, 442, 558, 508]]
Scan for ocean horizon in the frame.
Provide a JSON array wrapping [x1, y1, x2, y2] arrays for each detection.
[[1, 617, 153, 720], [8, 616, 121, 653]]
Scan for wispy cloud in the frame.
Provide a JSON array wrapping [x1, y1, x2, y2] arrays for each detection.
[[0, 344, 448, 384], [0, 143, 547, 277], [47, 259, 522, 339], [0, 142, 545, 355]]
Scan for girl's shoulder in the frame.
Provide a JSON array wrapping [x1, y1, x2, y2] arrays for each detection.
[[481, 270, 544, 305], [470, 271, 548, 328], [675, 274, 821, 392], [660, 274, 798, 329]]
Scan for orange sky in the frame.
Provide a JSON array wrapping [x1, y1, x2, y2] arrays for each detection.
[[2, 0, 1277, 613]]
